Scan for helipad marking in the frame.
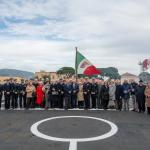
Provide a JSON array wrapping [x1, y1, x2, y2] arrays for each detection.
[[31, 116, 118, 150]]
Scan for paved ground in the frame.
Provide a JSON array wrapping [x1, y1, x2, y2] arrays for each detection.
[[0, 110, 150, 150]]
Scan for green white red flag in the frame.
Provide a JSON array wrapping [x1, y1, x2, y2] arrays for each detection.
[[76, 51, 101, 76]]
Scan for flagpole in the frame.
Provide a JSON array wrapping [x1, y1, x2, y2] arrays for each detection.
[[75, 47, 78, 82]]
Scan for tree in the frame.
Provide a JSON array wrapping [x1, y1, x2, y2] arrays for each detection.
[[57, 67, 75, 77], [97, 67, 120, 79]]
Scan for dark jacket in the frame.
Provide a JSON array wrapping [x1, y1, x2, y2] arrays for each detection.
[[91, 83, 98, 95], [136, 85, 146, 102], [63, 83, 72, 97], [115, 84, 123, 100], [83, 82, 91, 95], [3, 83, 12, 94], [72, 83, 79, 96], [0, 84, 3, 95], [122, 83, 131, 99], [100, 85, 109, 100]]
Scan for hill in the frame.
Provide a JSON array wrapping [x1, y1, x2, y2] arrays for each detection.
[[0, 69, 34, 79]]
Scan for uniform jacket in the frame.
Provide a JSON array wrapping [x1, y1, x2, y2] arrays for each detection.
[[3, 83, 12, 94], [83, 82, 91, 95]]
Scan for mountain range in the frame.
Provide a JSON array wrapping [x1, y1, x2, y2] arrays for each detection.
[[0, 69, 34, 79]]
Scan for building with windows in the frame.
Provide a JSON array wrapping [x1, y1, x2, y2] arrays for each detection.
[[34, 71, 65, 81], [121, 72, 139, 83]]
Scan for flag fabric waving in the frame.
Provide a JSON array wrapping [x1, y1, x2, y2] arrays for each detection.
[[76, 51, 101, 76], [143, 59, 150, 71]]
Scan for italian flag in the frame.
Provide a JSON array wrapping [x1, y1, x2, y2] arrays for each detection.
[[76, 51, 101, 76]]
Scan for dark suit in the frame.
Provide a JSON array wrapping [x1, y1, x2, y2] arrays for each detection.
[[11, 83, 19, 108], [115, 84, 123, 110], [136, 85, 146, 112], [91, 83, 98, 108], [49, 83, 59, 108], [57, 83, 65, 108], [0, 84, 3, 108], [83, 82, 91, 109], [18, 83, 27, 108], [71, 83, 79, 108], [3, 83, 12, 109], [63, 83, 72, 109], [101, 85, 109, 109]]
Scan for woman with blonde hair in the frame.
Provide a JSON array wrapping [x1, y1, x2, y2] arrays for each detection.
[[26, 81, 36, 109], [145, 81, 150, 114]]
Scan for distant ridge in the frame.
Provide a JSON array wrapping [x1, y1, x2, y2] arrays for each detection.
[[0, 69, 34, 79]]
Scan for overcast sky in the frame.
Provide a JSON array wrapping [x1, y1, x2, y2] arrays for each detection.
[[0, 0, 150, 75]]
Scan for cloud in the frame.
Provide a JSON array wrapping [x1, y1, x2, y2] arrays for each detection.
[[0, 0, 150, 75]]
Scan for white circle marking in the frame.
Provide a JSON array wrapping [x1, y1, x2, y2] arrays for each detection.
[[30, 116, 118, 142]]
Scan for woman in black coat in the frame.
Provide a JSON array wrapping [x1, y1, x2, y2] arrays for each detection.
[[136, 80, 146, 113], [101, 81, 109, 109], [115, 80, 123, 111]]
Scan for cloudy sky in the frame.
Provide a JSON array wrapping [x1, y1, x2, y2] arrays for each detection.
[[0, 0, 150, 75]]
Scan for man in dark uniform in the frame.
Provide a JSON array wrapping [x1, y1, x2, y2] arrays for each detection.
[[18, 79, 27, 108], [0, 83, 3, 109], [3, 79, 11, 109], [115, 80, 123, 111], [83, 77, 91, 109], [63, 80, 72, 110], [91, 78, 98, 108], [71, 80, 79, 108], [57, 79, 65, 108], [50, 81, 59, 108], [136, 80, 146, 113], [11, 79, 19, 109]]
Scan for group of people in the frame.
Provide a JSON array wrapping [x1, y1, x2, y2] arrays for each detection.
[[0, 77, 150, 114]]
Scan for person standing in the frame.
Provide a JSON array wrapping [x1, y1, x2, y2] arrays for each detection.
[[145, 81, 150, 114], [91, 78, 98, 109], [71, 80, 79, 108], [136, 80, 146, 113], [122, 80, 131, 111], [43, 79, 51, 109], [18, 80, 27, 108], [36, 82, 44, 108], [83, 78, 91, 109], [109, 81, 116, 109], [32, 79, 39, 108], [3, 80, 11, 109], [130, 80, 138, 111], [115, 80, 123, 111], [63, 80, 72, 110], [11, 79, 19, 109], [50, 81, 59, 108], [101, 81, 109, 109], [26, 81, 36, 109], [77, 81, 84, 109], [0, 83, 3, 109], [57, 79, 65, 108], [97, 80, 103, 109]]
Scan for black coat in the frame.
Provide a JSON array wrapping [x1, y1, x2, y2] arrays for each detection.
[[115, 84, 123, 100], [100, 85, 109, 100], [136, 85, 146, 102]]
